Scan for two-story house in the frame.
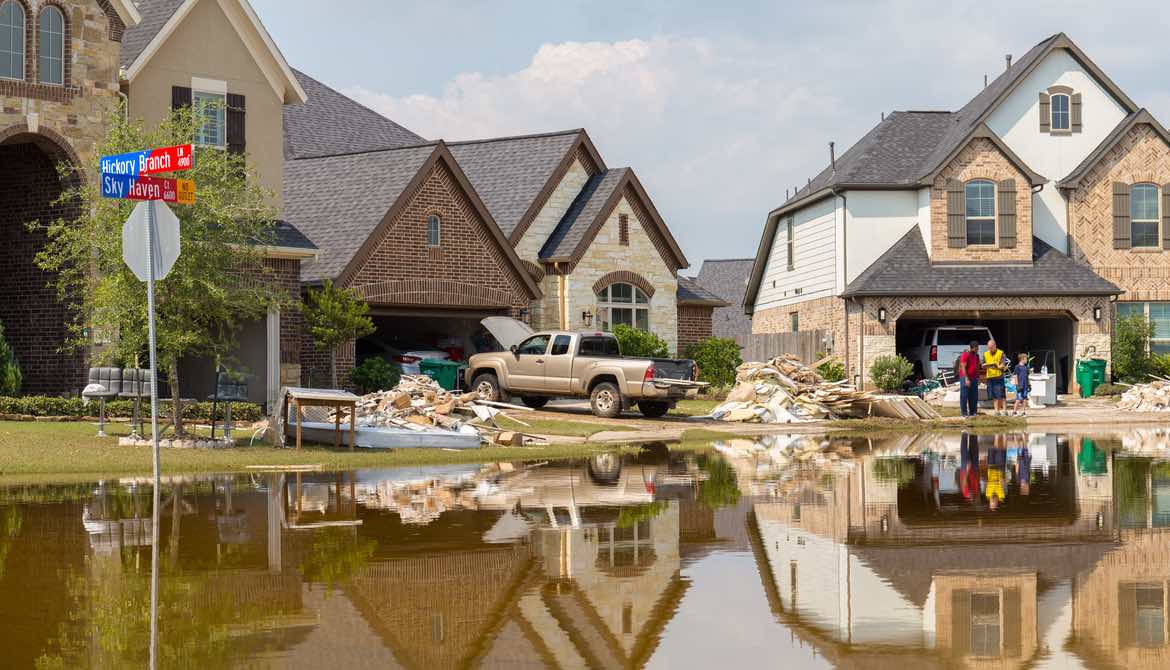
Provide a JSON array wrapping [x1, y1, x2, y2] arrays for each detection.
[[745, 33, 1170, 391]]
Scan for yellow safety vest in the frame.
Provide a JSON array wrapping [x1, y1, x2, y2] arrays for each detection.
[[983, 349, 1005, 378]]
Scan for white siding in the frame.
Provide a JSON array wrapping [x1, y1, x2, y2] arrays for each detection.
[[845, 190, 920, 284], [916, 187, 931, 251], [754, 197, 836, 312], [986, 49, 1129, 252]]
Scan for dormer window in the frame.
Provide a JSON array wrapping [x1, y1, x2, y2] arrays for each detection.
[[1040, 86, 1080, 134], [1050, 93, 1070, 131]]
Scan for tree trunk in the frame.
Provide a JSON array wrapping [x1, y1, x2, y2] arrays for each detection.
[[169, 355, 185, 436], [330, 348, 338, 389]]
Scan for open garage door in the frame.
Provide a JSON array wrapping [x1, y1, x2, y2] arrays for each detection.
[[356, 308, 509, 371], [897, 312, 1075, 393]]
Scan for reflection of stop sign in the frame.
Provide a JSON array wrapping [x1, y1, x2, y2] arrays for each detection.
[[122, 200, 180, 281]]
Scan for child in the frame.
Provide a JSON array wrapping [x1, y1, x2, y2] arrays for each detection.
[[1012, 353, 1030, 416]]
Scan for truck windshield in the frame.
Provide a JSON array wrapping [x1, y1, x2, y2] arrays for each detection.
[[578, 336, 620, 357]]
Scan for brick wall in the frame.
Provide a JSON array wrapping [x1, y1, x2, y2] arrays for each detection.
[[930, 138, 1033, 263], [1069, 123, 1170, 300], [677, 305, 714, 353], [752, 295, 844, 353]]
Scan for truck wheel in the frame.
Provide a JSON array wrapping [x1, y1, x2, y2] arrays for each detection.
[[638, 401, 670, 418], [586, 453, 622, 485], [521, 396, 549, 409], [472, 373, 502, 401], [590, 382, 623, 418]]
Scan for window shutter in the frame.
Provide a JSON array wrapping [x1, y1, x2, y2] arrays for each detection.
[[1162, 184, 1170, 249], [171, 85, 192, 110], [226, 93, 246, 155], [1039, 92, 1050, 133], [1071, 92, 1082, 132], [998, 179, 1017, 248], [946, 178, 966, 248], [951, 592, 971, 654], [1113, 182, 1131, 249], [1003, 588, 1022, 657]]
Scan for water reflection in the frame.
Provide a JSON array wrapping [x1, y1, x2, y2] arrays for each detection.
[[0, 430, 1166, 668]]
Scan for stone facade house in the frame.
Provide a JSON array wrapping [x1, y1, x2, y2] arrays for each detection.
[[745, 33, 1170, 391]]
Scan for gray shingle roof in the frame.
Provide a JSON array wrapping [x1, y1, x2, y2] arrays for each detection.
[[842, 227, 1121, 297], [284, 69, 426, 159], [696, 258, 754, 337], [539, 168, 627, 261], [448, 130, 583, 238], [271, 221, 317, 250], [283, 144, 437, 282], [677, 276, 728, 306], [119, 0, 185, 68]]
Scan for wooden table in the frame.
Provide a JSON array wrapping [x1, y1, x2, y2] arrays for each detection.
[[283, 387, 360, 450]]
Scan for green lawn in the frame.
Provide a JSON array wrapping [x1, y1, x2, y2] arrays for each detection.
[[494, 415, 637, 437], [670, 399, 721, 417], [0, 421, 643, 481]]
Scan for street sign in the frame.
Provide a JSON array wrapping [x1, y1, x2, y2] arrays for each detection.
[[100, 144, 193, 177], [102, 174, 196, 204], [123, 200, 181, 282]]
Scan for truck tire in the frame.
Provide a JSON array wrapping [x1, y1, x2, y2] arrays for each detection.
[[521, 396, 549, 409], [638, 401, 670, 418], [471, 373, 502, 402], [586, 453, 622, 485], [590, 382, 623, 418]]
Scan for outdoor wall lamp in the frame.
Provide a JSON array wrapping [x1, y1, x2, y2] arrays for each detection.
[[1093, 306, 1102, 321], [877, 307, 888, 324], [519, 307, 530, 322], [582, 310, 594, 327]]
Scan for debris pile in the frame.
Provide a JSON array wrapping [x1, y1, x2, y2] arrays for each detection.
[[1117, 379, 1170, 412], [708, 355, 940, 423], [351, 375, 543, 446]]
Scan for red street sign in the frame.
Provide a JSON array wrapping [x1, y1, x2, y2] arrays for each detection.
[[99, 144, 193, 178], [102, 174, 195, 205]]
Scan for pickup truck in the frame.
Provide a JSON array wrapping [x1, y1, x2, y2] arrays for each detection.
[[465, 318, 705, 418]]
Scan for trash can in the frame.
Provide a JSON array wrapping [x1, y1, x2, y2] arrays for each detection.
[[1076, 358, 1107, 398], [419, 359, 464, 391]]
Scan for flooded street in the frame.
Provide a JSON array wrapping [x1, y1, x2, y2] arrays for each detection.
[[1, 430, 1168, 668]]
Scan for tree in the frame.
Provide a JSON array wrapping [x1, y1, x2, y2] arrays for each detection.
[[0, 320, 20, 396], [1113, 314, 1156, 382], [35, 100, 286, 435], [304, 280, 375, 388], [684, 337, 741, 387], [612, 324, 669, 358]]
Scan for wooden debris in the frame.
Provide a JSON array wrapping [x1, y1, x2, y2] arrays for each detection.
[[1117, 379, 1170, 412]]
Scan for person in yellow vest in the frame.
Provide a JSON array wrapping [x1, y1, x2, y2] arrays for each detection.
[[982, 339, 1007, 415]]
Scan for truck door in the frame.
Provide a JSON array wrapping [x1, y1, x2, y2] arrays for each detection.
[[543, 334, 574, 392], [509, 334, 551, 391]]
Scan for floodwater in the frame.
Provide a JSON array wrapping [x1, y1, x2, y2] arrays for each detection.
[[1, 430, 1168, 669]]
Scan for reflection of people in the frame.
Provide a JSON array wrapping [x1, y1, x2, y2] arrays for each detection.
[[1016, 443, 1032, 496], [959, 342, 982, 418], [959, 432, 980, 502], [983, 340, 1007, 415], [985, 435, 1008, 510]]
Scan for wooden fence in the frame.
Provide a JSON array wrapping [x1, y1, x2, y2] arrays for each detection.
[[734, 330, 831, 364]]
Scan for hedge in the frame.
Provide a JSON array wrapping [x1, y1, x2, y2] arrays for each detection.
[[0, 396, 263, 422]]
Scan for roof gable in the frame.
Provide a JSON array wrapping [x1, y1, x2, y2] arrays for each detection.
[[108, 0, 141, 25], [1058, 110, 1170, 188], [122, 0, 306, 104]]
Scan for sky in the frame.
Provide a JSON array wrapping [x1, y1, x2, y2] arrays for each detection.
[[250, 0, 1170, 271]]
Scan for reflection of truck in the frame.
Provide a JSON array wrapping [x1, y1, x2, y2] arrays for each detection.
[[466, 318, 704, 418]]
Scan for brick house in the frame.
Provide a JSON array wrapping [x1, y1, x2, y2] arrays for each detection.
[[1, 0, 316, 405], [745, 33, 1170, 391]]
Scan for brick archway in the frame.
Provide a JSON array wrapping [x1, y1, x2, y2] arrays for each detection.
[[0, 126, 86, 393], [592, 270, 656, 298], [352, 279, 514, 309]]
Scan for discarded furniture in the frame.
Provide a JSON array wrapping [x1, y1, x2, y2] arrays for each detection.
[[281, 387, 359, 450], [208, 368, 249, 439], [119, 368, 150, 438], [82, 368, 122, 437]]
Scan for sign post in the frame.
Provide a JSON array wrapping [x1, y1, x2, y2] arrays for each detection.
[[104, 144, 192, 670]]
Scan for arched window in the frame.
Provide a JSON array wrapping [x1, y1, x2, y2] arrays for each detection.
[[1050, 93, 1070, 131], [0, 0, 25, 81], [426, 214, 440, 247], [1131, 183, 1160, 248], [596, 282, 649, 331], [37, 5, 63, 85], [965, 179, 996, 245]]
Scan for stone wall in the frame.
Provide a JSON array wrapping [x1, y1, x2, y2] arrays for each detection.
[[677, 305, 714, 353], [1069, 123, 1170, 300], [514, 152, 594, 262], [930, 137, 1033, 263]]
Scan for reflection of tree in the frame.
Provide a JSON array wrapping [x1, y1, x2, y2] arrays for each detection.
[[1115, 457, 1151, 528], [872, 457, 916, 487], [300, 527, 375, 592], [617, 501, 668, 528], [697, 456, 741, 509], [0, 505, 21, 579]]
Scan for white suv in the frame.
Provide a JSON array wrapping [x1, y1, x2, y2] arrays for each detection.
[[908, 325, 994, 380]]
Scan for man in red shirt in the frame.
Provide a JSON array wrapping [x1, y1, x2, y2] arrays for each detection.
[[958, 341, 981, 417]]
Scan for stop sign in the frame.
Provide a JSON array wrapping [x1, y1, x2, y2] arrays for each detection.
[[122, 200, 180, 281]]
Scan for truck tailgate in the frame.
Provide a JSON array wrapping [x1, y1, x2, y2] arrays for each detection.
[[649, 358, 694, 381]]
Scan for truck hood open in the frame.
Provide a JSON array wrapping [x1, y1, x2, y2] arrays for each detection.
[[480, 317, 534, 351]]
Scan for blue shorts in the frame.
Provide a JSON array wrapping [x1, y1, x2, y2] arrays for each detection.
[[1016, 386, 1029, 400], [986, 377, 1006, 399]]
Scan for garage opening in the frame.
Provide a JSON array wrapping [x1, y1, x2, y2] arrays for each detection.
[[350, 309, 508, 383], [896, 312, 1076, 393]]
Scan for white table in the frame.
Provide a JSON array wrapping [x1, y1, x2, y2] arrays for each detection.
[[1028, 373, 1057, 407]]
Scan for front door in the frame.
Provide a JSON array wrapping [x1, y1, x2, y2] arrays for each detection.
[[509, 335, 551, 391]]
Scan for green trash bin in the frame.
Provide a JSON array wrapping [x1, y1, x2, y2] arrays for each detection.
[[1076, 359, 1106, 398], [419, 358, 464, 391]]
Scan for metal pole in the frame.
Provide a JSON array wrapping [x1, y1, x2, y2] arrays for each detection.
[[146, 198, 161, 670]]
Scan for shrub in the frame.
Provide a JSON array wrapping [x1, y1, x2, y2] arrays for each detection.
[[685, 337, 741, 387], [0, 396, 262, 422], [816, 355, 846, 382], [612, 324, 669, 358], [350, 357, 400, 394], [872, 457, 916, 486], [1092, 382, 1126, 397], [1113, 315, 1156, 382], [868, 354, 914, 392], [0, 320, 19, 396]]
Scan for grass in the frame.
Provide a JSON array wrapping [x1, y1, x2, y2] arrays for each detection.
[[0, 421, 644, 481], [494, 415, 637, 437], [670, 399, 721, 417]]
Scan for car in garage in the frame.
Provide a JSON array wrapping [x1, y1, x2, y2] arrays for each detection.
[[906, 325, 995, 379]]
